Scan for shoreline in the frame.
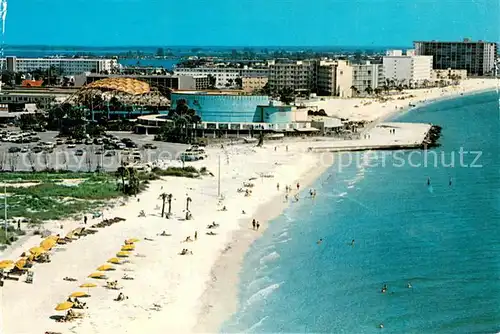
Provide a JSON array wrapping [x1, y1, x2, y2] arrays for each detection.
[[190, 81, 498, 333], [192, 154, 332, 332]]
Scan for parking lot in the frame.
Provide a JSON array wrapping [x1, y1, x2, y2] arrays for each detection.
[[0, 130, 189, 172]]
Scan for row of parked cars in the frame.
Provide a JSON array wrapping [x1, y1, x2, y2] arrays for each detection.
[[1, 131, 41, 144]]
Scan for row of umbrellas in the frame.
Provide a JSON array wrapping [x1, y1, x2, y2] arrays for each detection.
[[54, 238, 140, 313], [0, 235, 59, 271]]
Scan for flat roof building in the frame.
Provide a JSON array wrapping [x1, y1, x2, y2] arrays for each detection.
[[173, 67, 268, 88], [3, 56, 118, 75], [383, 50, 433, 84], [413, 39, 498, 76]]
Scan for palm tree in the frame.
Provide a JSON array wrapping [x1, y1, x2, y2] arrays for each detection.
[[116, 166, 128, 192], [159, 193, 168, 217], [167, 194, 173, 217], [350, 85, 359, 96], [364, 86, 373, 95]]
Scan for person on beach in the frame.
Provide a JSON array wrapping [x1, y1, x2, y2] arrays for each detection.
[[296, 182, 300, 191], [286, 145, 288, 152], [294, 194, 299, 202], [277, 183, 280, 191], [84, 216, 87, 224], [285, 193, 289, 202], [194, 231, 198, 241], [252, 219, 256, 230], [256, 222, 260, 231]]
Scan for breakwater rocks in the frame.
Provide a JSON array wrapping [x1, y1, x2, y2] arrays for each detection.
[[423, 125, 442, 148]]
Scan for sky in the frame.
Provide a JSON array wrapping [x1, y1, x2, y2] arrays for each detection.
[[4, 0, 499, 47]]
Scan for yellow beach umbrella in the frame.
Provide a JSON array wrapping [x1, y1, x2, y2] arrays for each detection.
[[0, 260, 13, 265], [29, 246, 46, 255], [55, 302, 74, 311], [15, 258, 27, 269], [47, 235, 59, 241], [107, 257, 121, 264], [126, 238, 140, 243], [116, 251, 130, 258], [0, 262, 13, 269], [40, 238, 57, 250], [70, 291, 89, 298], [79, 283, 97, 288], [121, 245, 135, 251], [96, 264, 114, 271], [88, 272, 106, 279]]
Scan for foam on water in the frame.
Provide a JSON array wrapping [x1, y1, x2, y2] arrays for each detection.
[[259, 251, 280, 265], [223, 91, 500, 333], [245, 283, 282, 307]]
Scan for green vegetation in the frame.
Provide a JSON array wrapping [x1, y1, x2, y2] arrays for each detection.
[[0, 166, 207, 243]]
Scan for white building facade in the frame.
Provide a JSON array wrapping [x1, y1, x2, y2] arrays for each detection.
[[352, 61, 384, 93], [317, 60, 353, 97], [383, 50, 433, 85], [173, 67, 269, 88], [4, 56, 118, 75]]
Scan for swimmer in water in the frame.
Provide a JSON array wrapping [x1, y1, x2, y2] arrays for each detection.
[[407, 282, 412, 289], [351, 239, 355, 246], [427, 177, 431, 186], [381, 284, 387, 293], [317, 238, 323, 245], [379, 323, 384, 329], [449, 177, 452, 186]]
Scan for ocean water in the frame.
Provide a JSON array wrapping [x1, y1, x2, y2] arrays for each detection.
[[221, 91, 500, 333]]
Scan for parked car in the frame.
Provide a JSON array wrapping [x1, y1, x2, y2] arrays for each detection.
[[32, 146, 43, 153], [67, 144, 76, 148], [8, 146, 21, 153], [105, 150, 116, 157], [75, 149, 84, 156]]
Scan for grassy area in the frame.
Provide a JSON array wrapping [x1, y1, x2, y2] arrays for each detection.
[[0, 167, 209, 244], [0, 173, 121, 226]]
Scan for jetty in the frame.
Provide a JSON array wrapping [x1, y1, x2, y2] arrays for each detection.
[[308, 122, 441, 153]]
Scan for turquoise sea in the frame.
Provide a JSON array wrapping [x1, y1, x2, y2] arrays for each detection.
[[221, 91, 500, 333]]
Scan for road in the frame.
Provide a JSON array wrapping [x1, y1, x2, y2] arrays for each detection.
[[0, 131, 189, 172]]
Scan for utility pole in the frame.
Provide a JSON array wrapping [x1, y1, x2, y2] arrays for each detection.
[[3, 184, 6, 241]]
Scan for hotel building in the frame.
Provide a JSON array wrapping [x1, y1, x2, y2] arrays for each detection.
[[241, 75, 268, 93], [352, 61, 384, 93], [173, 66, 269, 88], [414, 39, 498, 76], [317, 60, 353, 97], [267, 59, 318, 93], [3, 56, 118, 75], [383, 50, 433, 84]]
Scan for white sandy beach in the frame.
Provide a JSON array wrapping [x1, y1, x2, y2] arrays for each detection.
[[0, 78, 497, 334]]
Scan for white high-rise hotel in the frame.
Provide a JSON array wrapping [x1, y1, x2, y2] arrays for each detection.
[[383, 50, 433, 84]]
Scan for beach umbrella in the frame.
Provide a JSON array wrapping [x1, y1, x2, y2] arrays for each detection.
[[29, 246, 46, 255], [107, 257, 122, 264], [0, 262, 13, 269], [79, 283, 97, 288], [121, 245, 135, 251], [88, 272, 107, 279], [15, 258, 27, 269], [70, 291, 89, 298], [96, 264, 114, 271], [0, 260, 13, 266], [40, 238, 57, 251], [126, 238, 140, 243], [55, 302, 74, 311], [116, 251, 130, 258]]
